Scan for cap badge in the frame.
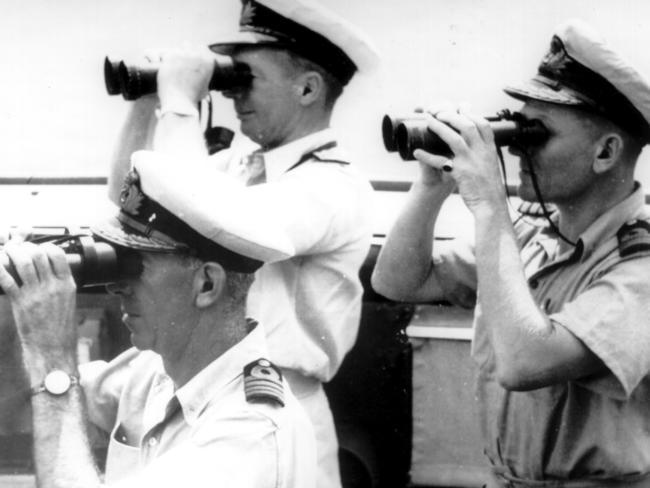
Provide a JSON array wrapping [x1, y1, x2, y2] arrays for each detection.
[[538, 36, 572, 90], [243, 358, 284, 407], [544, 37, 570, 70], [119, 170, 145, 216], [240, 0, 256, 27]]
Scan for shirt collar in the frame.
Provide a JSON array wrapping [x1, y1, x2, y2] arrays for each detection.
[[527, 184, 647, 263], [577, 183, 647, 259], [533, 212, 561, 258], [174, 322, 269, 425], [261, 128, 337, 182]]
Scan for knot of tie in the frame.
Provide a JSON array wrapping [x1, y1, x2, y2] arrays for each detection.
[[240, 151, 266, 186]]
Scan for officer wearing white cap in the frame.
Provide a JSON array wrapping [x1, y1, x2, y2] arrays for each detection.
[[0, 166, 316, 487], [373, 19, 650, 487], [107, 1, 379, 486]]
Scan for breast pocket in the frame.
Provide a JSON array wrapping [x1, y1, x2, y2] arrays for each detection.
[[105, 423, 141, 484]]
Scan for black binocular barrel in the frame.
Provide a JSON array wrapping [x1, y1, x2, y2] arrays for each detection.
[[104, 54, 252, 101], [104, 57, 122, 96], [0, 240, 120, 294], [383, 113, 548, 161], [382, 114, 429, 152]]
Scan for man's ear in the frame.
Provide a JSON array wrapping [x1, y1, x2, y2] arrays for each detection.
[[294, 71, 324, 106], [194, 262, 226, 308], [593, 133, 623, 174]]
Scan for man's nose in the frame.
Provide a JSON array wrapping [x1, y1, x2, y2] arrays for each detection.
[[106, 280, 132, 296]]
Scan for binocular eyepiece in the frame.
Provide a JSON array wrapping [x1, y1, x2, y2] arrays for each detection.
[[382, 110, 549, 160], [0, 234, 142, 294], [104, 54, 252, 100]]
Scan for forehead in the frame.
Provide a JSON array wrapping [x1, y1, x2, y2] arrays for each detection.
[[138, 250, 189, 268]]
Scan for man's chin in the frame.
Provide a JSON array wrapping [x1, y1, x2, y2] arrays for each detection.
[[129, 333, 153, 352], [239, 122, 263, 144], [516, 182, 539, 203]]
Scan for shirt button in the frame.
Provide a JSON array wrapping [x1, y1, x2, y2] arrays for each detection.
[[530, 279, 539, 289], [148, 437, 158, 447]]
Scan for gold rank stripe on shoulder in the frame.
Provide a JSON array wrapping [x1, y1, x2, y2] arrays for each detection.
[[243, 358, 285, 407], [311, 148, 350, 165], [617, 219, 650, 257]]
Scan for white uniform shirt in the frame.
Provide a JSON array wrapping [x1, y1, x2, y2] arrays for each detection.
[[131, 129, 372, 382], [80, 325, 316, 488], [213, 129, 374, 381]]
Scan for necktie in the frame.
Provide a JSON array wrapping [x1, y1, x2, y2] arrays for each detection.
[[239, 151, 266, 186]]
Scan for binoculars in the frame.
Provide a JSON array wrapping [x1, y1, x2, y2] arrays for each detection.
[[382, 110, 548, 160], [104, 53, 252, 100], [0, 234, 142, 294]]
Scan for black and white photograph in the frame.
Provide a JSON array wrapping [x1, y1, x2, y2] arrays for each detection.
[[2, 1, 650, 487]]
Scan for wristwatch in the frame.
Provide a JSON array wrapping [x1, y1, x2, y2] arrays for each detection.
[[31, 370, 80, 396]]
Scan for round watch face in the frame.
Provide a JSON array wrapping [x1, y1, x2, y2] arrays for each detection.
[[43, 370, 73, 395]]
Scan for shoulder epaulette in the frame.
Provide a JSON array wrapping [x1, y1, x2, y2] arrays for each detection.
[[310, 147, 350, 165], [617, 219, 650, 257], [243, 358, 285, 407], [286, 145, 350, 173]]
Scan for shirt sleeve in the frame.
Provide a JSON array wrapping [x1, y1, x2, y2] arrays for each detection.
[[551, 254, 650, 399], [432, 237, 478, 308], [80, 348, 142, 432], [244, 163, 373, 254], [133, 150, 372, 258]]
